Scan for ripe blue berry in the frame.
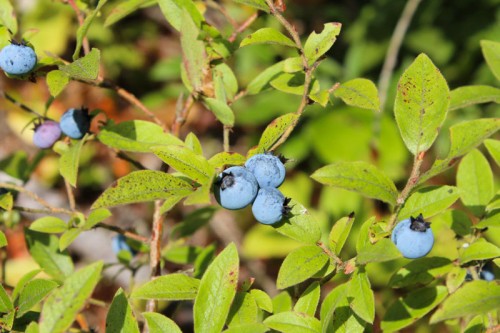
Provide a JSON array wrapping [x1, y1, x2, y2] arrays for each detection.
[[213, 166, 259, 210], [112, 234, 137, 256], [60, 108, 91, 139], [251, 187, 291, 225], [391, 214, 434, 259], [0, 42, 37, 75], [33, 120, 61, 149], [245, 153, 286, 188]]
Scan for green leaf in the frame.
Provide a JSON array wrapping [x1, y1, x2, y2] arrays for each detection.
[[0, 230, 6, 248], [246, 61, 284, 95], [328, 214, 355, 256], [227, 292, 258, 327], [0, 0, 17, 35], [248, 113, 299, 156], [270, 72, 319, 96], [277, 245, 329, 289], [264, 311, 321, 333], [131, 273, 199, 300], [449, 85, 500, 111], [250, 289, 273, 313], [194, 243, 239, 333], [73, 0, 109, 59], [46, 70, 70, 97], [106, 288, 140, 333], [348, 269, 374, 323], [213, 63, 238, 101], [25, 229, 74, 282], [457, 149, 494, 216], [25, 321, 39, 333], [319, 283, 347, 332], [398, 186, 460, 220], [157, 0, 204, 31], [163, 245, 202, 264], [303, 22, 341, 65], [476, 209, 500, 229], [333, 78, 380, 111], [223, 323, 269, 333], [0, 283, 13, 313], [185, 132, 203, 155], [82, 208, 112, 230], [294, 282, 320, 317], [312, 161, 398, 206], [272, 292, 292, 313], [180, 9, 206, 91], [16, 279, 58, 318], [208, 152, 246, 170], [485, 139, 500, 166], [143, 312, 182, 333], [0, 151, 29, 181], [240, 28, 296, 48], [394, 53, 450, 155], [39, 262, 103, 333], [389, 257, 453, 288], [357, 238, 402, 264], [382, 286, 448, 332], [430, 281, 500, 323], [446, 267, 467, 294], [60, 48, 100, 81], [58, 228, 82, 251], [203, 97, 235, 126], [419, 118, 500, 183], [97, 120, 183, 153], [29, 217, 67, 234], [12, 270, 42, 301], [59, 135, 87, 187], [273, 199, 322, 244], [229, 0, 269, 12], [152, 145, 215, 183], [0, 192, 13, 211], [459, 239, 500, 264], [170, 207, 216, 239], [309, 90, 330, 107], [320, 282, 365, 333], [104, 0, 154, 27], [91, 170, 193, 209], [283, 57, 303, 73], [481, 40, 500, 80]]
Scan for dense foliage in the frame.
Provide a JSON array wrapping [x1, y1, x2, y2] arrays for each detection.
[[0, 0, 499, 332]]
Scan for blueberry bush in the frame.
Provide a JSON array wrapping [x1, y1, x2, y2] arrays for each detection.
[[0, 0, 499, 332]]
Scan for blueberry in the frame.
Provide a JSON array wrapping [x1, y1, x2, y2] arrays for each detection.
[[213, 166, 259, 210], [251, 187, 291, 225], [111, 234, 137, 256], [60, 108, 91, 139], [479, 269, 495, 281], [391, 214, 434, 259], [245, 153, 286, 188], [0, 42, 37, 75], [33, 120, 61, 149]]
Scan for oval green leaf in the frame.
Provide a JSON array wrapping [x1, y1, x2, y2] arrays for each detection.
[[29, 217, 67, 234], [312, 161, 398, 206], [273, 199, 322, 244], [143, 312, 182, 333], [106, 288, 140, 333], [449, 85, 500, 111], [398, 186, 460, 220], [394, 53, 450, 155], [194, 243, 239, 333], [16, 279, 58, 318], [459, 239, 500, 264], [131, 273, 199, 300], [91, 170, 194, 209], [203, 97, 235, 126], [333, 78, 380, 111], [240, 28, 296, 48], [303, 22, 341, 65], [264, 311, 321, 333], [277, 245, 329, 289]]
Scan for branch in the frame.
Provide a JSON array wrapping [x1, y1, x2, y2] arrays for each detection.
[[387, 151, 425, 229], [68, 0, 90, 55], [172, 93, 195, 137], [228, 12, 259, 43], [1, 91, 45, 118], [145, 200, 165, 314], [96, 223, 149, 243]]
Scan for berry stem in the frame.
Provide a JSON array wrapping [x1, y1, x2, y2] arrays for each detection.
[[64, 179, 76, 211], [96, 223, 149, 244], [387, 151, 425, 230]]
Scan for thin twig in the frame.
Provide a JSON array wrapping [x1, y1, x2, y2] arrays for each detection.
[[387, 151, 425, 229], [145, 200, 165, 314], [0, 182, 74, 215], [206, 0, 238, 28], [228, 12, 259, 43], [317, 241, 343, 266], [377, 0, 422, 110], [1, 91, 45, 118], [115, 151, 147, 170], [95, 223, 149, 243], [68, 0, 90, 55], [12, 206, 72, 215], [223, 125, 231, 152], [172, 94, 195, 137], [65, 180, 76, 211]]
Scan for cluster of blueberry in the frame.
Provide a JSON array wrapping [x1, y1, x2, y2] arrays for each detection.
[[0, 41, 37, 75], [33, 108, 91, 148], [213, 153, 290, 225], [391, 214, 434, 259]]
